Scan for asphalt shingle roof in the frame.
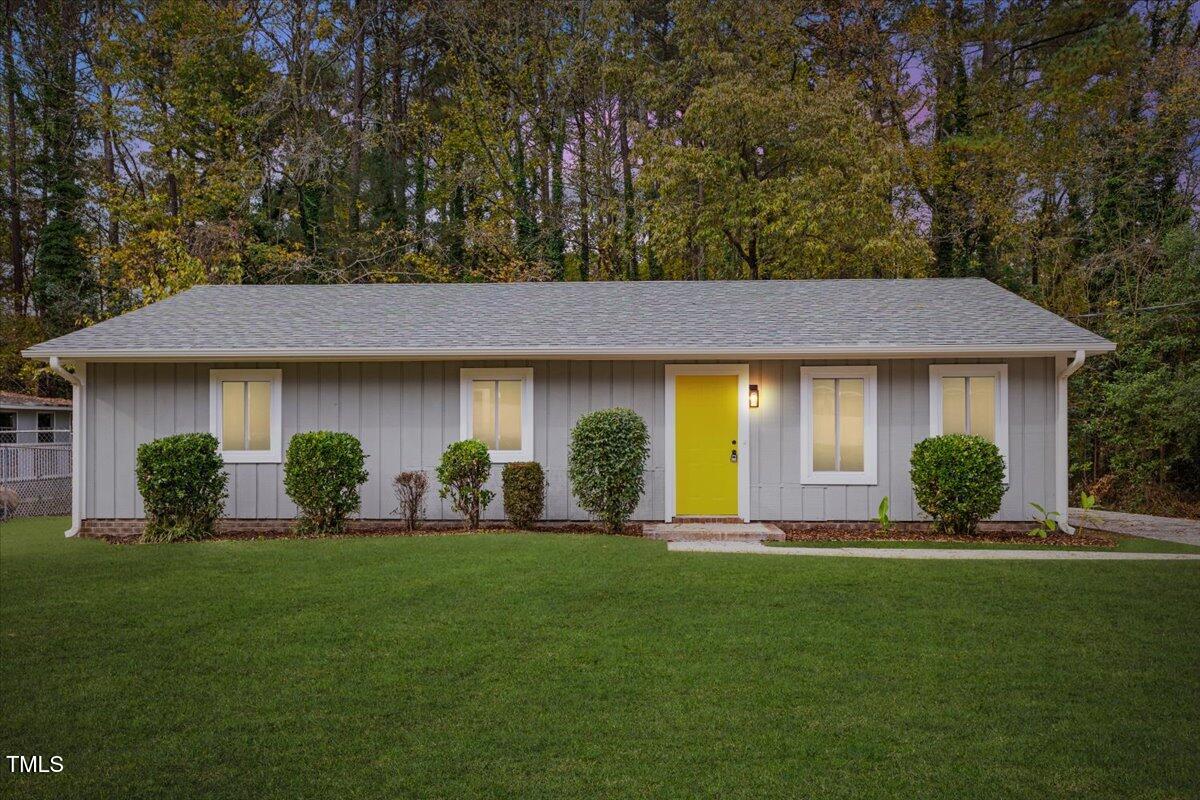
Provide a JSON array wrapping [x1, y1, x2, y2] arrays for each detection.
[[23, 279, 1113, 359], [0, 391, 72, 409]]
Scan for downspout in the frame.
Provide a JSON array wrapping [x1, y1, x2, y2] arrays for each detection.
[[48, 356, 84, 537], [1055, 349, 1085, 534]]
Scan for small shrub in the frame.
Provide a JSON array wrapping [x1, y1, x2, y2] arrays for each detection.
[[568, 408, 650, 533], [135, 433, 228, 543], [437, 440, 494, 529], [910, 434, 1006, 536], [503, 462, 545, 529], [284, 431, 369, 535], [873, 495, 892, 535], [392, 471, 429, 531], [1075, 490, 1098, 536], [1028, 502, 1059, 538], [0, 486, 20, 520]]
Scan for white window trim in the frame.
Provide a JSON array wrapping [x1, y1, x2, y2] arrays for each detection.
[[928, 363, 1009, 480], [663, 363, 751, 523], [459, 367, 534, 463], [209, 368, 283, 464], [800, 365, 878, 486]]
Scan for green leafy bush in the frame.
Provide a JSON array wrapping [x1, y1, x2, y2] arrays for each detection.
[[283, 431, 369, 535], [502, 462, 545, 529], [910, 434, 1006, 536], [437, 440, 494, 529], [568, 408, 650, 533], [135, 433, 228, 543]]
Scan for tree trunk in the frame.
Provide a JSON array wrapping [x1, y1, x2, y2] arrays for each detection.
[[576, 109, 590, 281], [618, 95, 637, 280], [347, 0, 366, 233], [4, 0, 22, 312], [549, 115, 566, 281], [392, 58, 408, 235]]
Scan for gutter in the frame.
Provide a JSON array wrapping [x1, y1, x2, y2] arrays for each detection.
[[22, 342, 1118, 362], [1055, 349, 1086, 534], [47, 357, 84, 538]]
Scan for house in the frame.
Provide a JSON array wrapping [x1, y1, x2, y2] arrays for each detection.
[[21, 279, 1114, 537], [0, 392, 73, 517], [0, 391, 72, 445]]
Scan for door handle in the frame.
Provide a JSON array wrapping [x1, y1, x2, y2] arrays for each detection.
[[730, 449, 738, 463]]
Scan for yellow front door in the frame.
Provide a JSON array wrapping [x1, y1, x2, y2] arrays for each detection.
[[675, 374, 739, 516]]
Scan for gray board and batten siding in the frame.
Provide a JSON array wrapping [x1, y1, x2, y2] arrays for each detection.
[[83, 357, 1055, 523]]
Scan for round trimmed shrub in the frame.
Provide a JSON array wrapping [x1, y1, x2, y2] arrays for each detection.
[[284, 431, 369, 535], [910, 434, 1007, 536], [568, 408, 650, 533], [502, 461, 545, 529], [437, 440, 494, 529], [136, 433, 228, 543]]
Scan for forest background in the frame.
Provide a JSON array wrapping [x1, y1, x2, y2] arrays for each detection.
[[2, 0, 1197, 513]]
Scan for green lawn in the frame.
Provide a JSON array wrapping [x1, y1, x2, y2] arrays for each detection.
[[2, 517, 1198, 800], [767, 533, 1200, 553]]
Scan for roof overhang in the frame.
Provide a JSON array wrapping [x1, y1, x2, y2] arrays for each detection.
[[0, 403, 73, 412], [22, 342, 1117, 362]]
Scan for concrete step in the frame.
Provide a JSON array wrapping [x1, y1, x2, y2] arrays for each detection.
[[643, 522, 785, 542]]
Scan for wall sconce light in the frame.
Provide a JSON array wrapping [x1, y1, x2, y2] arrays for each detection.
[[748, 384, 760, 408]]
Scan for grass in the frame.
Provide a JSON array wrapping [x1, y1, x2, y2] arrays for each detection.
[[2, 516, 1198, 800], [767, 532, 1200, 554]]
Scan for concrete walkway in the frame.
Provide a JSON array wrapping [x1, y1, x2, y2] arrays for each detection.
[[668, 540, 1200, 561], [1070, 507, 1200, 547]]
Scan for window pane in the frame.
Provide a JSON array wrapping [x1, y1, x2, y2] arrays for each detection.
[[471, 380, 496, 448], [496, 380, 523, 450], [246, 381, 271, 450], [969, 376, 996, 443], [221, 381, 246, 450], [941, 377, 967, 435], [838, 378, 865, 472], [0, 412, 13, 444], [812, 379, 837, 471]]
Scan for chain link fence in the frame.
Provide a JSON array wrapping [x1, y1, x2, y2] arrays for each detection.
[[1, 440, 72, 519]]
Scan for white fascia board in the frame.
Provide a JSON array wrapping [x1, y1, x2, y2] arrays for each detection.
[[23, 342, 1117, 362]]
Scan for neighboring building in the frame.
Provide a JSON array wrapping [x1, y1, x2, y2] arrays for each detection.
[[0, 392, 73, 517], [0, 392, 72, 445], [22, 280, 1114, 536]]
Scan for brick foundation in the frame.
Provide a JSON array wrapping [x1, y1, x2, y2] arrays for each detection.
[[79, 517, 1035, 538]]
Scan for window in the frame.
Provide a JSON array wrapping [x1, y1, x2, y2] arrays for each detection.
[[929, 364, 1009, 478], [800, 366, 878, 485], [0, 412, 13, 444], [459, 368, 533, 462], [209, 369, 282, 463], [37, 413, 54, 443]]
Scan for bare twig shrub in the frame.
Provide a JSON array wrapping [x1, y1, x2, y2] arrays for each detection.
[[393, 471, 429, 531]]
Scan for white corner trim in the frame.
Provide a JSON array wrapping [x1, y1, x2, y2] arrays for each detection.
[[208, 369, 283, 463], [928, 363, 1010, 481], [799, 365, 879, 486], [458, 367, 534, 463], [664, 363, 751, 523]]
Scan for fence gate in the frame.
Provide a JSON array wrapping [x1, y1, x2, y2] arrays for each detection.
[[1, 441, 72, 519]]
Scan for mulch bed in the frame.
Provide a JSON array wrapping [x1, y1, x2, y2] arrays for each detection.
[[781, 527, 1118, 547], [92, 522, 643, 545]]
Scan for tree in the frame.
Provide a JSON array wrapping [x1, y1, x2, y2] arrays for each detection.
[[642, 74, 929, 280]]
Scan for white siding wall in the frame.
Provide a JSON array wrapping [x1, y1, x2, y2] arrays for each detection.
[[83, 358, 1056, 522]]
